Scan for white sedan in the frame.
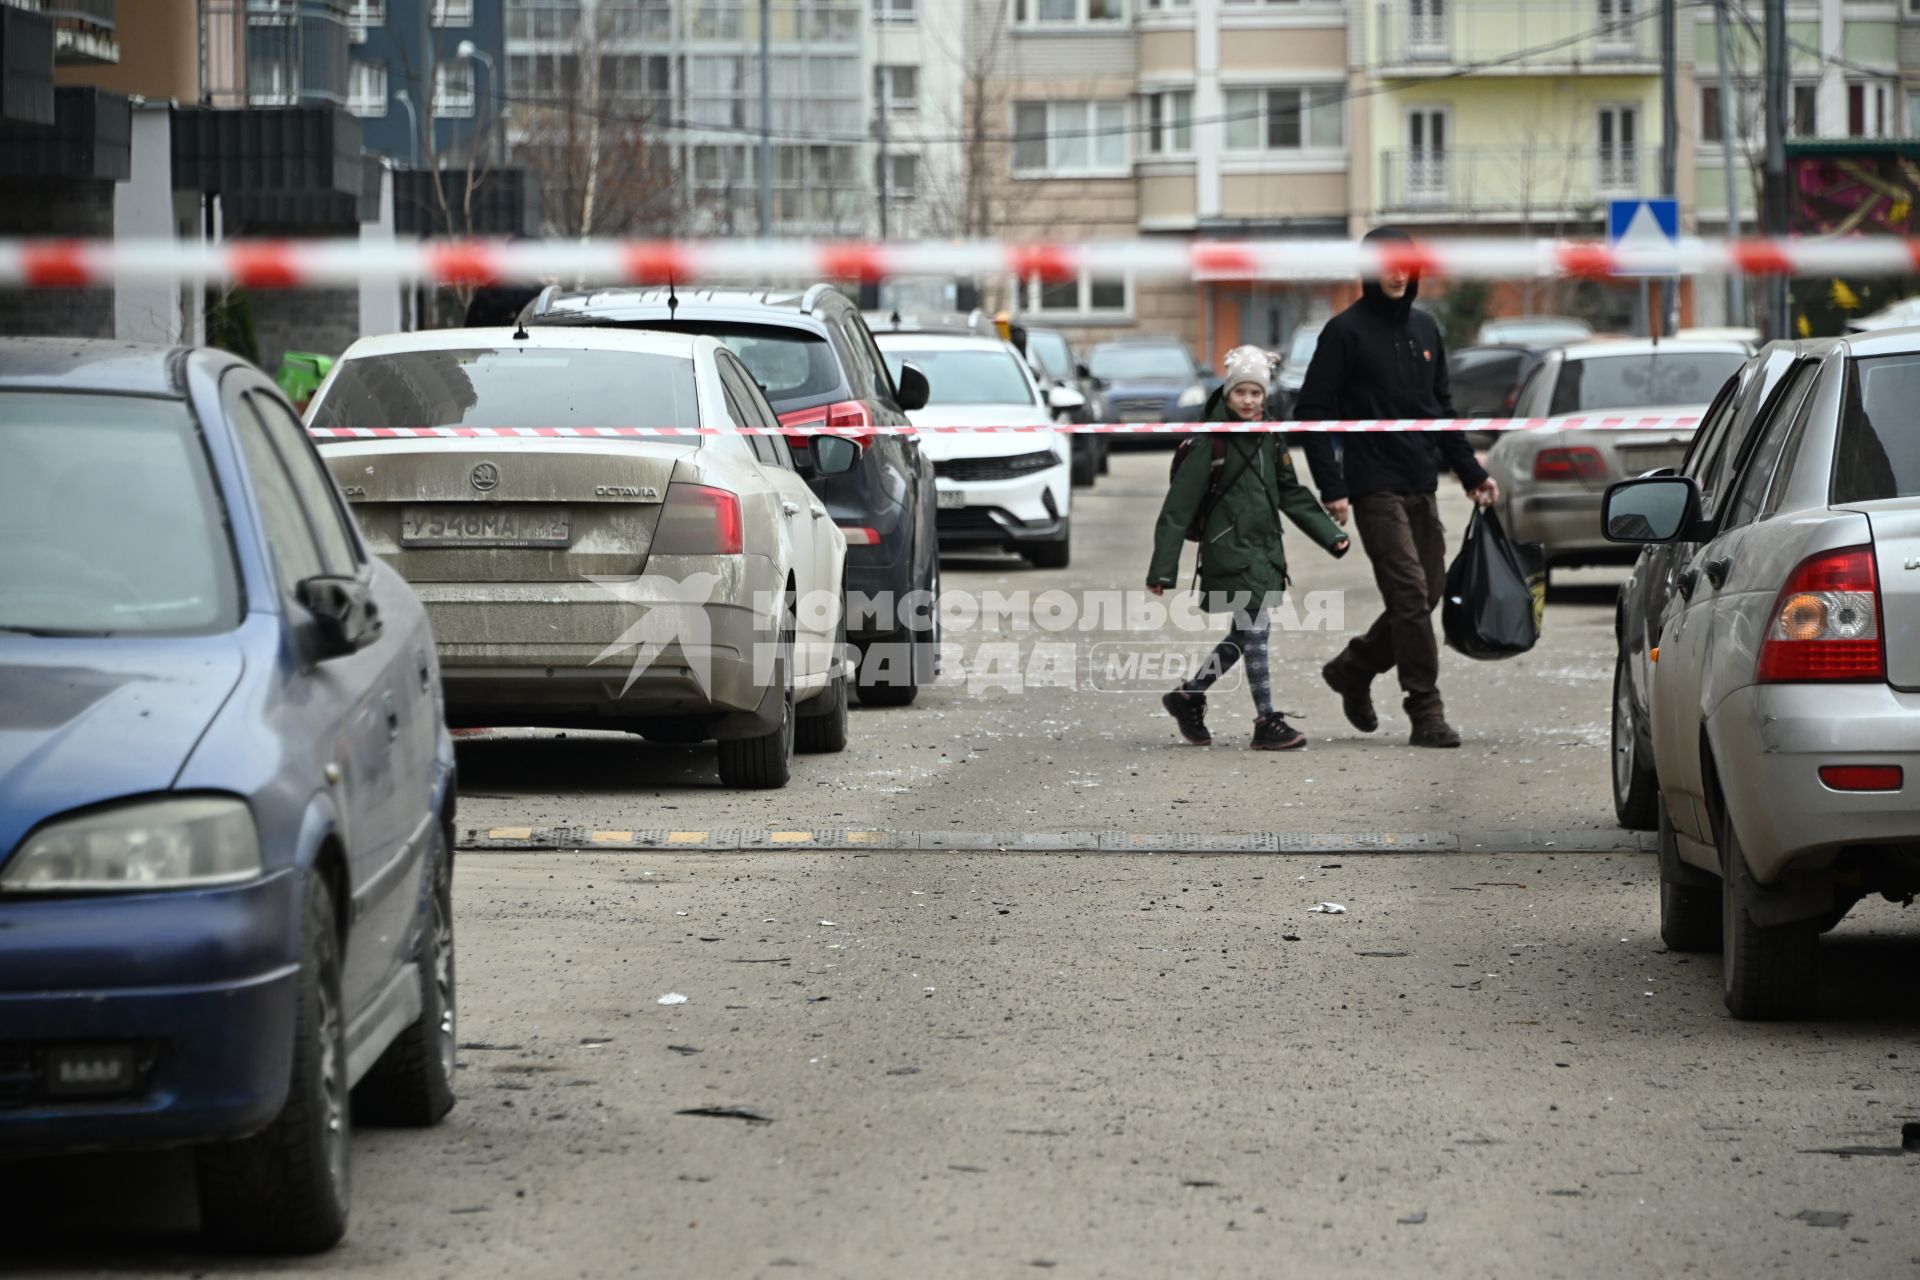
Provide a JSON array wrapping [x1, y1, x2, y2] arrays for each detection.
[[874, 331, 1072, 569], [306, 326, 851, 789]]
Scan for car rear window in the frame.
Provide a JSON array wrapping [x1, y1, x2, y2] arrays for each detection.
[[1549, 351, 1746, 414], [309, 347, 702, 442], [1832, 353, 1920, 503], [0, 392, 238, 635], [882, 348, 1037, 407], [1089, 344, 1195, 381]]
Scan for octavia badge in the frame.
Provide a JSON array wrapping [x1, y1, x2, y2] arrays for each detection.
[[470, 462, 500, 493]]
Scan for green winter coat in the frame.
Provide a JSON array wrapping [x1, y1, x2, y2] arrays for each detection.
[[1147, 389, 1347, 613]]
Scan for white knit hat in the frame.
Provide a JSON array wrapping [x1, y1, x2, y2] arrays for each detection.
[[1222, 345, 1274, 396]]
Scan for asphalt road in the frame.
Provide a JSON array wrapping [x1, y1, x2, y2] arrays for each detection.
[[10, 455, 1919, 1276]]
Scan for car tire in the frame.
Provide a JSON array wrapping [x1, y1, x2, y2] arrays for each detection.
[[1024, 521, 1071, 570], [1611, 649, 1659, 830], [797, 618, 850, 754], [717, 633, 794, 789], [1071, 441, 1096, 488], [353, 825, 457, 1127], [855, 561, 936, 709], [1720, 812, 1818, 1020], [1096, 439, 1110, 475], [196, 870, 350, 1255], [1658, 801, 1721, 953]]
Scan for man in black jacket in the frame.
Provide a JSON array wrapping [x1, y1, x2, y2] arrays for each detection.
[[1296, 226, 1498, 749]]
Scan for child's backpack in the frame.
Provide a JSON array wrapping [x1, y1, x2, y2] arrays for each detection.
[[1169, 436, 1230, 542]]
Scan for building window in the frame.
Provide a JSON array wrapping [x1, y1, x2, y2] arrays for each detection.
[[349, 0, 383, 41], [1223, 86, 1344, 152], [1011, 0, 1126, 28], [1596, 103, 1639, 192], [1025, 271, 1130, 318], [1698, 82, 1758, 147], [1142, 89, 1192, 155], [874, 0, 918, 22], [1848, 81, 1892, 138], [432, 0, 474, 25], [1145, 0, 1192, 8], [435, 60, 475, 117], [1792, 82, 1817, 136], [248, 58, 295, 107], [875, 64, 919, 114], [877, 152, 919, 201], [1012, 99, 1129, 176], [348, 60, 388, 117]]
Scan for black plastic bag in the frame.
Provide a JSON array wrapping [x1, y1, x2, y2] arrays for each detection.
[[1442, 508, 1546, 661]]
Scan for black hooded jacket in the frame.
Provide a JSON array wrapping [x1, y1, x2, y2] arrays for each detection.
[[1293, 271, 1489, 503]]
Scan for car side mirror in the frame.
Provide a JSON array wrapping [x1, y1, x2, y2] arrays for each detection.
[[1075, 362, 1092, 381], [1601, 476, 1703, 544], [298, 575, 381, 660], [895, 361, 930, 412], [1047, 385, 1086, 413], [812, 434, 862, 476]]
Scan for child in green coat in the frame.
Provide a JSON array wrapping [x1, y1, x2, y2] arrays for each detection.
[[1147, 346, 1349, 750]]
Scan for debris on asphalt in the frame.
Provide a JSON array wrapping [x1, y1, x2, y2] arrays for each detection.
[[658, 993, 689, 1005], [817, 920, 838, 926], [1308, 902, 1347, 914], [667, 1044, 702, 1056], [1282, 934, 1301, 942], [677, 1105, 775, 1124], [579, 1035, 614, 1046], [1800, 1145, 1913, 1158], [458, 1041, 523, 1052], [1793, 1210, 1852, 1228], [1397, 1210, 1428, 1225], [1181, 1179, 1220, 1188], [1355, 950, 1410, 958], [886, 1066, 921, 1076]]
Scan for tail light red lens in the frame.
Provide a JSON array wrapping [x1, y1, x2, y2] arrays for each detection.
[[778, 401, 876, 447], [1532, 446, 1607, 481], [652, 483, 743, 555], [1755, 545, 1884, 683], [838, 525, 881, 546], [1818, 765, 1903, 792]]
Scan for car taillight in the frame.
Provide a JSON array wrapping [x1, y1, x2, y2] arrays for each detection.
[[652, 483, 743, 555], [838, 525, 881, 546], [778, 401, 876, 446], [1755, 545, 1883, 683], [1532, 447, 1607, 481]]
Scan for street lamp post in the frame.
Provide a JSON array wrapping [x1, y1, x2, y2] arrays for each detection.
[[394, 87, 420, 167], [456, 38, 504, 167]]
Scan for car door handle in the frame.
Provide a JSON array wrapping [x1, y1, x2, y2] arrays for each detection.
[[1677, 568, 1700, 600], [781, 500, 801, 517], [1704, 557, 1732, 589], [810, 505, 827, 519]]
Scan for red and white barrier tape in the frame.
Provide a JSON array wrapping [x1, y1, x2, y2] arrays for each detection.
[[307, 415, 1702, 440], [6, 235, 1919, 288]]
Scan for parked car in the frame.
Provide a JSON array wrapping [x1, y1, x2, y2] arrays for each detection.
[[1675, 326, 1761, 350], [1271, 322, 1323, 418], [1020, 323, 1109, 485], [0, 338, 456, 1252], [1610, 342, 1807, 831], [1086, 335, 1213, 445], [307, 327, 852, 787], [1482, 338, 1751, 570], [528, 285, 939, 707], [873, 329, 1073, 568], [1449, 343, 1554, 416], [1476, 315, 1594, 346], [1846, 296, 1920, 333], [1601, 326, 1920, 1019]]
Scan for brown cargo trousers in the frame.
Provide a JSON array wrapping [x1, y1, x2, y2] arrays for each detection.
[[1338, 491, 1449, 726]]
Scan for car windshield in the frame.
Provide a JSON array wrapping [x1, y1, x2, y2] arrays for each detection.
[[1549, 351, 1747, 414], [0, 392, 239, 636], [309, 347, 703, 443], [1027, 331, 1072, 378], [1286, 328, 1319, 366], [883, 348, 1037, 406], [1089, 344, 1194, 381], [1833, 354, 1920, 503]]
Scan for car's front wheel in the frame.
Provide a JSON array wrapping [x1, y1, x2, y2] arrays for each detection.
[[196, 870, 350, 1254], [1024, 520, 1071, 570], [1720, 812, 1818, 1020], [353, 824, 457, 1126], [1611, 648, 1659, 830]]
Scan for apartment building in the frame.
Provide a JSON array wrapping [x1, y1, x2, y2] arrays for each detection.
[[346, 0, 506, 168]]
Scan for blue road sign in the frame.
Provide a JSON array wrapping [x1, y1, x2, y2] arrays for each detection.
[[1607, 198, 1680, 277]]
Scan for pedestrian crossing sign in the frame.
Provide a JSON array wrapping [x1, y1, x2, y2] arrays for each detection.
[[1607, 198, 1680, 277]]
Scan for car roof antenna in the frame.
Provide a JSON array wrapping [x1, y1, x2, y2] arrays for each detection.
[[667, 275, 680, 322]]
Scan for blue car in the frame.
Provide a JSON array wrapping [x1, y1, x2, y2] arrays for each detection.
[[0, 339, 456, 1253], [1085, 336, 1216, 446]]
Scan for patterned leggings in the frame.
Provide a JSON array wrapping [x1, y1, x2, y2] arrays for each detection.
[[1182, 609, 1273, 717]]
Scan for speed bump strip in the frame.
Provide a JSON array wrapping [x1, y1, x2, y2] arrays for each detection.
[[459, 827, 1657, 855]]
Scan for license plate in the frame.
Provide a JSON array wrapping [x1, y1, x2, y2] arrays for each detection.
[[401, 505, 572, 548], [936, 488, 968, 509], [1618, 444, 1687, 476]]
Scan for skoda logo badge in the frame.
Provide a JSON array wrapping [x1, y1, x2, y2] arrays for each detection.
[[470, 462, 500, 493]]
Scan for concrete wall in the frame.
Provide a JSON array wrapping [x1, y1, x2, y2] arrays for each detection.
[[0, 179, 115, 339], [252, 286, 365, 374]]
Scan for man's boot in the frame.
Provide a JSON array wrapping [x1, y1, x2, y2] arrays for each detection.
[[1408, 701, 1461, 749], [1321, 655, 1378, 734]]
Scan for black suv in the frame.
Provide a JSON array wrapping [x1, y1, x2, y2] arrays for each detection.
[[528, 285, 940, 707]]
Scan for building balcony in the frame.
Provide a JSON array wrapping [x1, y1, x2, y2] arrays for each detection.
[[1, 0, 117, 64], [1373, 1, 1656, 75], [1376, 145, 1663, 222], [203, 0, 350, 107]]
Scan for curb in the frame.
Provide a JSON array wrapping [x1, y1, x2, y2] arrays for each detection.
[[458, 826, 1655, 856]]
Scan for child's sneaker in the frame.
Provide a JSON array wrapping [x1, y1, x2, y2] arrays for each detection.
[[1162, 689, 1211, 745], [1250, 713, 1306, 751]]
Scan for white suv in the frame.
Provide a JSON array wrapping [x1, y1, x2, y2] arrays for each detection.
[[873, 331, 1072, 569]]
